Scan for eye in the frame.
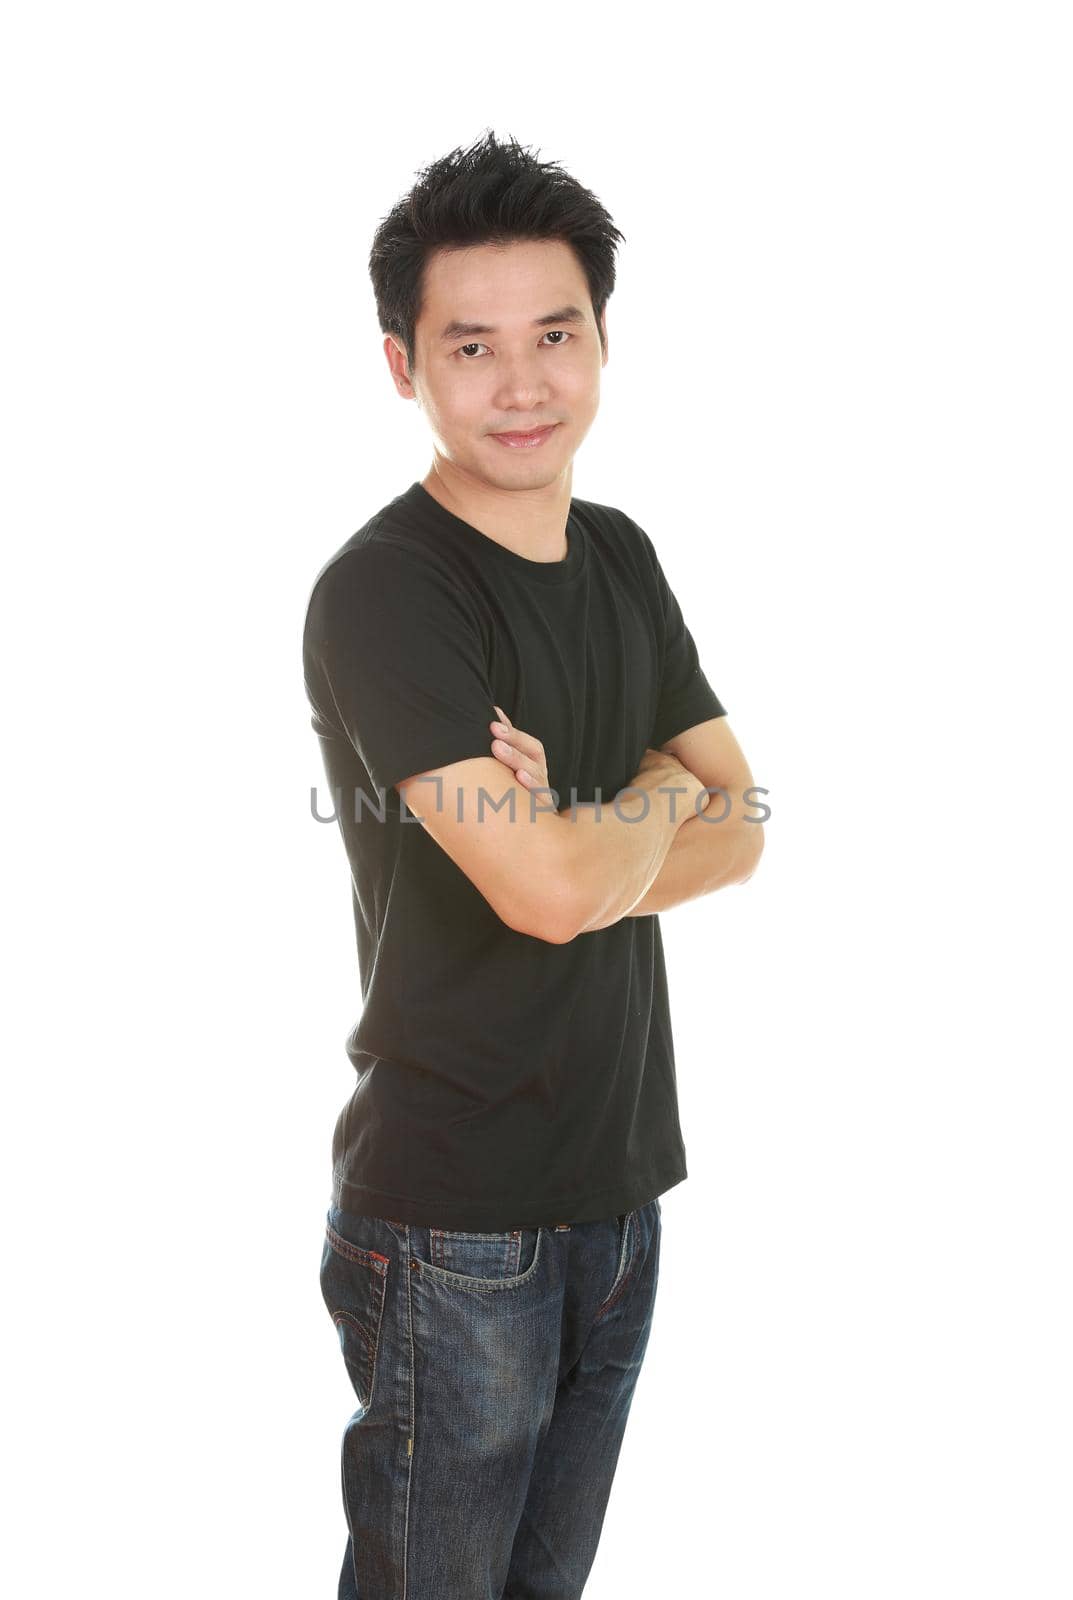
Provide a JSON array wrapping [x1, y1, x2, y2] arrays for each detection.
[[454, 331, 573, 359]]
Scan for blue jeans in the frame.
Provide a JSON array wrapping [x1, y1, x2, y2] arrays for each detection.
[[319, 1197, 663, 1599]]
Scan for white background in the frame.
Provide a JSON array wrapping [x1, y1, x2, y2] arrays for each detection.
[[4, 3, 1070, 1596]]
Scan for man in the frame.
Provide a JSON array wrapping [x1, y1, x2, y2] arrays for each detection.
[[303, 130, 763, 1600]]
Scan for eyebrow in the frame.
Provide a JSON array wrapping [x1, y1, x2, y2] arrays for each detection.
[[438, 305, 588, 343]]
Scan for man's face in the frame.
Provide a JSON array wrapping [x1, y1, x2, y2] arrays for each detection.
[[390, 238, 608, 492]]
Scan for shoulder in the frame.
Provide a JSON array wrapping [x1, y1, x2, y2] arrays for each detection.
[[573, 492, 634, 532], [303, 513, 461, 632], [572, 495, 661, 587], [306, 510, 406, 599], [573, 494, 651, 548]]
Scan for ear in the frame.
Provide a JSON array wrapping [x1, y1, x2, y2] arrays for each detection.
[[384, 335, 416, 399]]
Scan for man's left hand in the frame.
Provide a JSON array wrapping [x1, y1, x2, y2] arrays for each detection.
[[488, 705, 551, 795]]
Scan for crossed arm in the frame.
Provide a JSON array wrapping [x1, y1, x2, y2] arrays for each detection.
[[484, 707, 764, 929], [395, 705, 764, 943], [617, 716, 764, 919]]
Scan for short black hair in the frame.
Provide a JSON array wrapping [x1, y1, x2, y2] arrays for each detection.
[[368, 129, 625, 378]]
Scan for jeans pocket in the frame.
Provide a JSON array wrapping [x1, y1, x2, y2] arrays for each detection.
[[320, 1209, 391, 1413], [411, 1224, 542, 1286], [594, 1209, 638, 1322]]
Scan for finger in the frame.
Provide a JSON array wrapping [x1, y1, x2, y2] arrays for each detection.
[[490, 736, 529, 772], [490, 738, 541, 785], [490, 720, 544, 762], [492, 703, 511, 728]]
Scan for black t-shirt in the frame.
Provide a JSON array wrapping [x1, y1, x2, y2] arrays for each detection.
[[302, 480, 726, 1229]]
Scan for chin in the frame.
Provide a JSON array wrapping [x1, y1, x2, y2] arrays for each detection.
[[494, 463, 568, 490]]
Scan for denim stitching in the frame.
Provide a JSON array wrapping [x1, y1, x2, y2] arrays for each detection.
[[323, 1222, 390, 1412], [430, 1227, 522, 1275], [408, 1225, 544, 1292], [325, 1218, 390, 1274], [332, 1309, 377, 1369]]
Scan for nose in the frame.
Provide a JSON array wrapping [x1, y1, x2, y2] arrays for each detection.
[[492, 353, 551, 413]]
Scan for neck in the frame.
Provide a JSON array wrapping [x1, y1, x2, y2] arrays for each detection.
[[421, 459, 573, 564]]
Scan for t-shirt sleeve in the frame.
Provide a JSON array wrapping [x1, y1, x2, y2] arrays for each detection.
[[632, 519, 727, 748], [303, 539, 498, 794]]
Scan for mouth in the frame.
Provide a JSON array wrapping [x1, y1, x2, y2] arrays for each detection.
[[489, 424, 559, 449]]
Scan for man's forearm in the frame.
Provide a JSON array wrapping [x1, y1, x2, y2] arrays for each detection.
[[556, 762, 705, 937], [573, 785, 762, 930], [623, 804, 761, 917], [481, 708, 760, 937]]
